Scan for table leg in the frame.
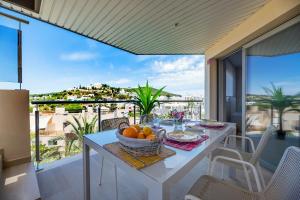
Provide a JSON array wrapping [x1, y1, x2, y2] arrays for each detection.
[[83, 141, 90, 200], [148, 183, 169, 200]]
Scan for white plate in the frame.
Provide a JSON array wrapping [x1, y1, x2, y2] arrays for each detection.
[[199, 121, 225, 127], [160, 119, 174, 125], [166, 131, 202, 142], [185, 124, 205, 131]]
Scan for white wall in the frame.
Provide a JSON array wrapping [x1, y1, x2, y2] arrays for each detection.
[[0, 90, 30, 167]]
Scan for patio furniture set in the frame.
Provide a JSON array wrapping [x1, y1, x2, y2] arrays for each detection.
[[83, 118, 300, 200]]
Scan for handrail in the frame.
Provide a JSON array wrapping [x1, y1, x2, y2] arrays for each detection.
[[31, 99, 203, 104], [33, 99, 204, 170]]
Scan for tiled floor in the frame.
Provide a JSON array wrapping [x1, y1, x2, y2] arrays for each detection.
[[37, 153, 272, 200]]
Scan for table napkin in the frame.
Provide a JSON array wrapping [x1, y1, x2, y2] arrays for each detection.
[[163, 134, 209, 151]]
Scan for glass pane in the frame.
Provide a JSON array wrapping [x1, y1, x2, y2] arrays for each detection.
[[219, 51, 243, 132], [0, 25, 18, 83], [246, 21, 300, 172]]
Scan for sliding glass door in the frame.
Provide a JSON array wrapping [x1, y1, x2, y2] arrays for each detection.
[[244, 18, 300, 171], [218, 16, 300, 172]]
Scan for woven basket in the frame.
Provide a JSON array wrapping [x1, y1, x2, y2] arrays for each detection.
[[116, 122, 166, 156]]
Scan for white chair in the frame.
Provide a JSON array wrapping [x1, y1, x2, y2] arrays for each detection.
[[208, 125, 276, 191], [98, 118, 129, 200], [185, 146, 300, 200]]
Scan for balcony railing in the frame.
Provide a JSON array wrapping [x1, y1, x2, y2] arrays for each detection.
[[246, 99, 300, 133], [31, 99, 204, 168]]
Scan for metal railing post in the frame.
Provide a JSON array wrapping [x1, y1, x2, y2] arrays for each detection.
[[270, 105, 273, 125], [35, 104, 41, 171], [298, 115, 300, 135], [133, 105, 136, 124], [199, 104, 202, 120], [98, 104, 101, 132], [139, 106, 142, 124]]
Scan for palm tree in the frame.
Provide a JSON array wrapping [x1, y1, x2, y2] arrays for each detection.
[[66, 115, 98, 150], [260, 83, 300, 138]]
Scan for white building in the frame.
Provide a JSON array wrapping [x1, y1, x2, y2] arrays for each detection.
[[67, 95, 77, 101]]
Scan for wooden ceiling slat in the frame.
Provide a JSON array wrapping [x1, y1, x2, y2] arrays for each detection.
[[69, 0, 98, 30], [0, 0, 268, 54], [104, 0, 165, 44], [39, 0, 54, 21], [110, 0, 185, 47], [57, 0, 78, 27], [126, 0, 262, 52], [77, 0, 111, 34], [63, 0, 87, 29], [111, 0, 209, 47], [95, 0, 145, 40], [99, 0, 152, 42], [96, 0, 192, 40], [49, 0, 67, 24], [90, 0, 136, 38], [83, 0, 121, 36], [131, 2, 263, 54], [73, 0, 100, 32]]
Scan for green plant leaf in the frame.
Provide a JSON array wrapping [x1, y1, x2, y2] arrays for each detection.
[[133, 81, 165, 115]]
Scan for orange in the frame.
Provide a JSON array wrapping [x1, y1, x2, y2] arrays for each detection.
[[123, 127, 138, 138], [131, 124, 141, 132], [137, 131, 146, 139], [143, 126, 153, 136], [146, 134, 156, 141]]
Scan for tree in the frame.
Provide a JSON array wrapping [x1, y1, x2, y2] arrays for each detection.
[[32, 143, 62, 162], [260, 83, 300, 138], [65, 104, 83, 113], [66, 115, 98, 149]]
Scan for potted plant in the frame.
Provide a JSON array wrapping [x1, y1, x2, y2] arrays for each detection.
[[260, 83, 300, 139], [134, 81, 165, 124]]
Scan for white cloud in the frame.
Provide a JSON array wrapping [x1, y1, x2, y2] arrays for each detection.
[[108, 78, 131, 85], [148, 55, 205, 96], [151, 56, 204, 73], [86, 39, 98, 49], [60, 51, 98, 61], [136, 55, 167, 62]]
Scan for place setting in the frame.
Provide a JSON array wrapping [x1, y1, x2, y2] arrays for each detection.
[[162, 110, 209, 151], [185, 119, 227, 131]]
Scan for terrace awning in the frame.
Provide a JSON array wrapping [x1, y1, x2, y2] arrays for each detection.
[[0, 0, 268, 55], [247, 21, 300, 56]]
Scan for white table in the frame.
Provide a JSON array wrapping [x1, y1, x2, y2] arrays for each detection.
[[83, 123, 236, 200]]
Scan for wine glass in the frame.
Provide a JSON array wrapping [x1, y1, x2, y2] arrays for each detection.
[[193, 109, 199, 121]]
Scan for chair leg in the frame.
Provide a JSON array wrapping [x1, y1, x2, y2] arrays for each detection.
[[243, 168, 253, 192], [114, 164, 118, 200], [99, 156, 104, 186], [207, 153, 212, 175], [256, 163, 266, 188], [221, 163, 225, 180]]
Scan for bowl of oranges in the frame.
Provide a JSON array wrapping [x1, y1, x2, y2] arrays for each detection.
[[116, 122, 166, 156]]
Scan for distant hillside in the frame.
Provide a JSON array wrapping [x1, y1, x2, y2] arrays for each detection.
[[30, 83, 181, 101], [125, 87, 181, 97]]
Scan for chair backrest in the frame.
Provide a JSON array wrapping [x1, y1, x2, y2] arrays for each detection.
[[263, 146, 300, 200], [250, 125, 276, 164], [101, 117, 129, 131]]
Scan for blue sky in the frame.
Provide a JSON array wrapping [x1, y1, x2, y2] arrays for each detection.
[[0, 24, 18, 82], [0, 8, 204, 96], [247, 53, 300, 95], [1, 8, 299, 97]]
